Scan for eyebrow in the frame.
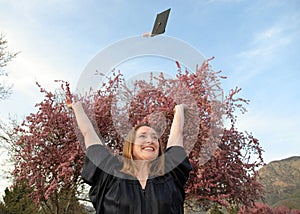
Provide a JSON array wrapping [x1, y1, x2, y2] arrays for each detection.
[[138, 131, 158, 136]]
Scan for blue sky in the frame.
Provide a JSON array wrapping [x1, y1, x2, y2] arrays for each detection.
[[0, 0, 299, 196]]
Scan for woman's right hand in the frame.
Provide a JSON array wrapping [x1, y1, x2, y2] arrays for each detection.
[[66, 98, 73, 109]]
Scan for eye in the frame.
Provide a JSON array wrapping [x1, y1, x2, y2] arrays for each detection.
[[152, 135, 158, 140], [138, 134, 146, 138]]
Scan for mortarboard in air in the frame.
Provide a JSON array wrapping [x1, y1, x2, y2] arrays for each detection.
[[151, 8, 171, 37]]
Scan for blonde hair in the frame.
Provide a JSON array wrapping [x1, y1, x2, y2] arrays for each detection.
[[120, 124, 165, 177]]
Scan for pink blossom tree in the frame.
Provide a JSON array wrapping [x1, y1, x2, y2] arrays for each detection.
[[10, 58, 265, 212]]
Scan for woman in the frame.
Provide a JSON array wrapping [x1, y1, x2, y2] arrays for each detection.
[[68, 101, 192, 214]]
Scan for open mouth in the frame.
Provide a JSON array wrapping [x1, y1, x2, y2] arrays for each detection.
[[142, 146, 155, 152]]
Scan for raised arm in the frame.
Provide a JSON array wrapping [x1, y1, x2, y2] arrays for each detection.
[[70, 101, 103, 148], [166, 104, 187, 149]]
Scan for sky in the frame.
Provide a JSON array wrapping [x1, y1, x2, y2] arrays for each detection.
[[0, 0, 299, 198]]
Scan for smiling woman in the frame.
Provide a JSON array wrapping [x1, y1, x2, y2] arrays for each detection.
[[120, 124, 165, 189], [67, 101, 192, 214], [131, 125, 160, 161]]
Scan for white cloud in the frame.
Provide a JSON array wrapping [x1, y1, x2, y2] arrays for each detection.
[[239, 25, 291, 59], [0, 1, 91, 118], [234, 110, 300, 163], [253, 26, 282, 42], [206, 0, 244, 3], [227, 18, 299, 87]]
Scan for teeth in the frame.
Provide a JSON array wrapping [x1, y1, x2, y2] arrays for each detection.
[[143, 147, 154, 151]]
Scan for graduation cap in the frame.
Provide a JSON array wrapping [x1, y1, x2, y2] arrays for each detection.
[[150, 8, 171, 37]]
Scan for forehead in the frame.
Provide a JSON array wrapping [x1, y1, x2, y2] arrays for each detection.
[[136, 126, 157, 135]]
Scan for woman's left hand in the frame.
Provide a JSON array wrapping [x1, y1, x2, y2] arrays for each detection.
[[174, 104, 194, 119]]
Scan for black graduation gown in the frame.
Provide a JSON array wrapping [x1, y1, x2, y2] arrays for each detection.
[[82, 144, 192, 214]]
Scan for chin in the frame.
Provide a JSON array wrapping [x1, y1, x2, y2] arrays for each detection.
[[144, 155, 159, 161]]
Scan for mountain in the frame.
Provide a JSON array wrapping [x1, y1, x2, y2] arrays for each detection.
[[258, 156, 300, 209]]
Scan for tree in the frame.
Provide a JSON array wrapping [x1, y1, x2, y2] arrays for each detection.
[[9, 58, 264, 213], [0, 33, 18, 100], [87, 59, 265, 210], [238, 202, 300, 214], [0, 180, 41, 214], [0, 202, 9, 214], [0, 181, 88, 214], [10, 82, 87, 214]]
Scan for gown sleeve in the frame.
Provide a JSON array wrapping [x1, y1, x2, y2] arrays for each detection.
[[81, 144, 121, 211], [81, 144, 120, 186], [164, 146, 192, 189]]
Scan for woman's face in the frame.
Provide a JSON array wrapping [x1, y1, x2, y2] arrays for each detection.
[[132, 126, 159, 161]]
